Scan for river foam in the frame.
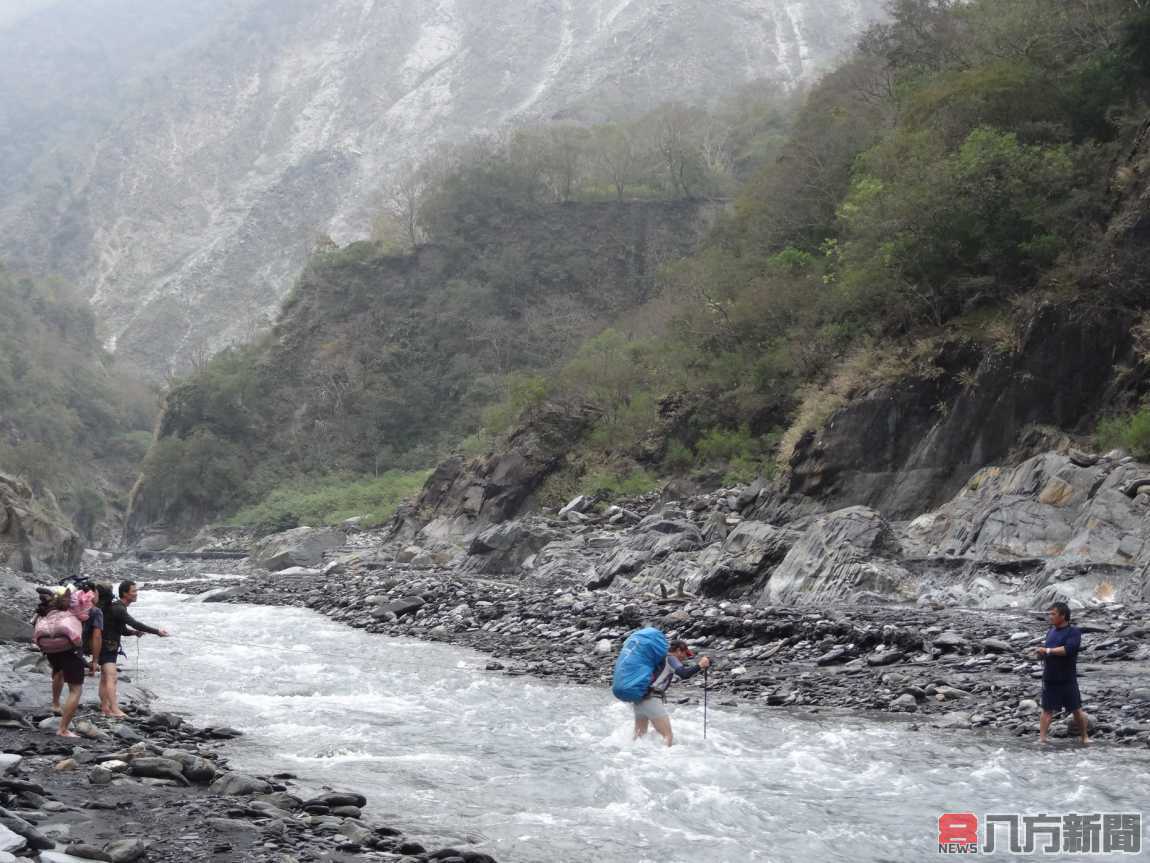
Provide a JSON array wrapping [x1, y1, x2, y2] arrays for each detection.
[[134, 592, 1150, 863]]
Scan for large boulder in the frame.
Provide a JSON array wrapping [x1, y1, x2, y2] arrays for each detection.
[[390, 404, 599, 543], [252, 527, 343, 571], [900, 451, 1150, 604], [0, 474, 82, 576], [762, 506, 910, 604], [462, 519, 563, 575], [590, 514, 705, 588], [697, 521, 802, 597]]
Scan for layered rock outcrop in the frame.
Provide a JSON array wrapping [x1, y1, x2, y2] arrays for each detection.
[[0, 473, 81, 576]]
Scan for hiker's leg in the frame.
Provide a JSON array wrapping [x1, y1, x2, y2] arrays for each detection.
[[51, 671, 63, 712], [1039, 709, 1052, 743], [58, 681, 83, 737], [101, 662, 125, 716], [633, 718, 649, 739], [652, 717, 673, 747], [1073, 708, 1090, 744]]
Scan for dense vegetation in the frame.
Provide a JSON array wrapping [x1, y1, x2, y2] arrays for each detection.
[[134, 0, 1150, 531], [479, 0, 1150, 497], [0, 265, 155, 539]]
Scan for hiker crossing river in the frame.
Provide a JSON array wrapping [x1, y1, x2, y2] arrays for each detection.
[[131, 590, 1150, 863]]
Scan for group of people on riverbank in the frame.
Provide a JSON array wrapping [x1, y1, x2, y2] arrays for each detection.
[[31, 579, 168, 738], [618, 601, 1088, 747]]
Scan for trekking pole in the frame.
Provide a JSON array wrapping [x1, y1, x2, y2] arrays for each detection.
[[703, 667, 708, 740]]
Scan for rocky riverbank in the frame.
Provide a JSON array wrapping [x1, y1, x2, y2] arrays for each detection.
[[147, 560, 1147, 748], [103, 448, 1150, 751], [136, 448, 1150, 745], [0, 569, 498, 863], [25, 445, 1142, 862]]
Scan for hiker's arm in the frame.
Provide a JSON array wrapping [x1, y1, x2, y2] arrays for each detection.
[[89, 628, 102, 671], [122, 611, 162, 636], [670, 656, 702, 681]]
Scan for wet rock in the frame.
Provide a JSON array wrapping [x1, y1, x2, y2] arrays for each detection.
[[0, 825, 23, 855], [305, 791, 367, 809], [161, 749, 217, 783], [103, 838, 147, 863], [64, 843, 111, 860], [188, 585, 249, 603], [891, 694, 918, 712], [255, 792, 303, 811], [210, 773, 272, 796], [0, 809, 50, 850], [1067, 713, 1099, 736]]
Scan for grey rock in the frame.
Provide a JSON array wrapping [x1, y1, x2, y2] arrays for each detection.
[[206, 818, 258, 835], [0, 826, 22, 855], [210, 772, 272, 796], [103, 838, 147, 863], [764, 507, 909, 604], [253, 527, 343, 571], [188, 585, 249, 603], [698, 522, 801, 597], [87, 767, 115, 786], [463, 520, 562, 575], [255, 792, 303, 811], [0, 473, 82, 576], [62, 844, 110, 861], [932, 631, 967, 651]]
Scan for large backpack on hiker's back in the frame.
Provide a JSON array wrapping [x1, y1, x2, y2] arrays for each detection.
[[33, 610, 81, 654], [612, 627, 669, 702]]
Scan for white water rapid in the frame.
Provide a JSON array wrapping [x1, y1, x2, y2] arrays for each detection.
[[130, 591, 1150, 863]]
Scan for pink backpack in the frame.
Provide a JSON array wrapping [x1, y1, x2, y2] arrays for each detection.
[[33, 610, 82, 654], [69, 589, 95, 622]]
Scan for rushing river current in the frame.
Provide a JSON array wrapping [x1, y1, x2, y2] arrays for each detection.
[[131, 590, 1149, 863]]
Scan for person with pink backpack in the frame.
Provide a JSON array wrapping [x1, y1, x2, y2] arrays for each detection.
[[32, 589, 86, 738]]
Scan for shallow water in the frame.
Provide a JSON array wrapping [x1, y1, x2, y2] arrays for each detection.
[[131, 591, 1150, 863]]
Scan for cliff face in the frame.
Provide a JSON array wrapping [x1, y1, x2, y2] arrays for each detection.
[[783, 304, 1136, 520], [125, 199, 715, 541], [0, 473, 82, 576], [0, 0, 886, 375]]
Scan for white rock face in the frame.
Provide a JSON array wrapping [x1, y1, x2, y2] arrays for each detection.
[[0, 0, 885, 373]]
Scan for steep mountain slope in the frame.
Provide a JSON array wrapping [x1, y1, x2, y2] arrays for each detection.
[[125, 198, 715, 541], [0, 0, 886, 375]]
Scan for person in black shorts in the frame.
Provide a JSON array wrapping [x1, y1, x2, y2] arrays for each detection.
[[1038, 601, 1088, 744], [33, 591, 86, 738], [98, 580, 169, 718]]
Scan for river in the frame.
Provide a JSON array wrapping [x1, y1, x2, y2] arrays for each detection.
[[129, 590, 1150, 863]]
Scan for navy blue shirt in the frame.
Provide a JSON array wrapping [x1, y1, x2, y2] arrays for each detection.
[[1042, 624, 1081, 684]]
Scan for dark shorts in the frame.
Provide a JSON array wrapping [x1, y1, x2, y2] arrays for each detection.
[[99, 645, 120, 667], [46, 650, 85, 686], [1041, 680, 1082, 713]]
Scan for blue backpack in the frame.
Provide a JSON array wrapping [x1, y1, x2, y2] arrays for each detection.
[[611, 627, 669, 702]]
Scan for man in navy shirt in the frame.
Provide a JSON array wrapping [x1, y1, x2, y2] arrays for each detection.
[[1037, 601, 1088, 744]]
